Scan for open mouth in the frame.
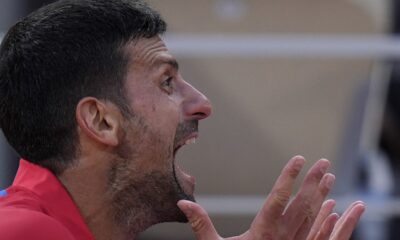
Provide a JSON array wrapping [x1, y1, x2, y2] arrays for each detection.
[[173, 132, 199, 195], [173, 132, 198, 157]]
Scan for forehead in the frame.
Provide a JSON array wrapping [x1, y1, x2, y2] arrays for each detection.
[[125, 36, 176, 69]]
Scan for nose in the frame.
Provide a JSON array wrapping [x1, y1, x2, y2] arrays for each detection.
[[182, 82, 212, 121]]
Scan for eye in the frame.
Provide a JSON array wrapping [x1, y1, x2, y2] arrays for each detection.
[[161, 76, 174, 94]]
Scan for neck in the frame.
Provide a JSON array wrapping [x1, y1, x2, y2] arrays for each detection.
[[58, 157, 140, 240]]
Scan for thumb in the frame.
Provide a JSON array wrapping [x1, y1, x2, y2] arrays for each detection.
[[177, 200, 222, 240]]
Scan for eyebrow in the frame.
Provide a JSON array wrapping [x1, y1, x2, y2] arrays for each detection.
[[153, 58, 179, 71]]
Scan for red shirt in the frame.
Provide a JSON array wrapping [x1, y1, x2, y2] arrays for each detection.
[[0, 159, 95, 240]]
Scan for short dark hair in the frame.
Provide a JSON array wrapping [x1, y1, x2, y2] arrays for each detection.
[[0, 0, 166, 174]]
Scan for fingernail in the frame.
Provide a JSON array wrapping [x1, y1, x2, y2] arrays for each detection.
[[330, 213, 340, 220], [355, 201, 366, 210], [323, 199, 336, 208], [178, 200, 193, 218], [324, 173, 335, 189], [293, 156, 305, 171], [320, 159, 330, 174]]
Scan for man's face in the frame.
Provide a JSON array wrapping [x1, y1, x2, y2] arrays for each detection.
[[108, 36, 212, 228]]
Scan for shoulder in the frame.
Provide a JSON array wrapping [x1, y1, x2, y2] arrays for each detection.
[[0, 208, 75, 240]]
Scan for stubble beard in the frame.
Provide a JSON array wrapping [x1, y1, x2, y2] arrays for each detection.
[[106, 118, 197, 237]]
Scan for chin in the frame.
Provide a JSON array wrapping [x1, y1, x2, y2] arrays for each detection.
[[168, 165, 195, 223]]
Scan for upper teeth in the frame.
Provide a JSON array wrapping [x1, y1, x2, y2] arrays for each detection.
[[185, 138, 196, 145]]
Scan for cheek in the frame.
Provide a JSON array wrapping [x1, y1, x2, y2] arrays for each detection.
[[122, 120, 172, 172], [130, 85, 182, 138], [149, 96, 181, 129]]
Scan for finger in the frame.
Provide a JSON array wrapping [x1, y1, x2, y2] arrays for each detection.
[[253, 156, 306, 230], [294, 173, 336, 239], [177, 200, 222, 240], [333, 200, 364, 229], [306, 199, 336, 240], [330, 202, 365, 240], [334, 201, 363, 232], [313, 213, 340, 240], [282, 159, 331, 238]]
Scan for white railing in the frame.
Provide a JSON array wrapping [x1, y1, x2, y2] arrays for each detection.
[[165, 34, 400, 59], [196, 194, 399, 221]]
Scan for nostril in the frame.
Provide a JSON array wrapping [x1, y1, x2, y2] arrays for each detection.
[[185, 101, 212, 120], [193, 111, 208, 120], [198, 102, 212, 119]]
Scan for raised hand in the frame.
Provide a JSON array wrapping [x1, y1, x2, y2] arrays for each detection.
[[177, 156, 365, 240]]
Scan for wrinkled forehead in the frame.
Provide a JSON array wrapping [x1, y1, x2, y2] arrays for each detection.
[[125, 36, 171, 67]]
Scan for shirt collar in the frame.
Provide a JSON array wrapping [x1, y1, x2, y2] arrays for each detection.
[[13, 159, 94, 240]]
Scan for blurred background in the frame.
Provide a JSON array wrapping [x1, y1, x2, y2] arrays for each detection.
[[1, 0, 400, 239]]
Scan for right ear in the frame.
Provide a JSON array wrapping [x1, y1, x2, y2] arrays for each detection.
[[75, 97, 121, 147]]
